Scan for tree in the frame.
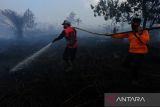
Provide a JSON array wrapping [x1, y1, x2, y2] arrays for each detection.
[[75, 18, 82, 26], [66, 12, 82, 26], [0, 9, 36, 38], [91, 0, 160, 28], [23, 9, 36, 31]]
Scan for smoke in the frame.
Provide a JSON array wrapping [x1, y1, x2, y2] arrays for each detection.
[[83, 0, 99, 8], [88, 0, 99, 5]]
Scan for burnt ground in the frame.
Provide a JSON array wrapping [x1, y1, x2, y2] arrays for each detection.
[[0, 36, 160, 107]]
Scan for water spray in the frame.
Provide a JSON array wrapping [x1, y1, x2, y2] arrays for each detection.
[[10, 43, 52, 73]]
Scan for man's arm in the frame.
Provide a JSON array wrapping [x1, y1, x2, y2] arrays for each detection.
[[140, 30, 150, 44], [112, 33, 129, 39], [52, 30, 65, 43]]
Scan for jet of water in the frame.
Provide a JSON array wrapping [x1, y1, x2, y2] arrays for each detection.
[[10, 43, 52, 73]]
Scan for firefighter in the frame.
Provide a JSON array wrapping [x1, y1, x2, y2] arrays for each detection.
[[52, 20, 77, 72], [112, 18, 150, 84]]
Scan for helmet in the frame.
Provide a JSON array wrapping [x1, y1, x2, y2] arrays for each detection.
[[62, 20, 71, 25]]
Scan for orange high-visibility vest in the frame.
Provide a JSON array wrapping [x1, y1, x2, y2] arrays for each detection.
[[64, 26, 77, 48], [112, 30, 150, 54]]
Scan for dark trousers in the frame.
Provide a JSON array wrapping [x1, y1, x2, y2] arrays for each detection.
[[123, 53, 145, 80], [63, 47, 77, 64]]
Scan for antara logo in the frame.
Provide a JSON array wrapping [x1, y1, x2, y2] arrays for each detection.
[[116, 97, 146, 103]]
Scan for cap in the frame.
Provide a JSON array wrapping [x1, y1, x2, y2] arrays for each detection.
[[62, 20, 71, 25]]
